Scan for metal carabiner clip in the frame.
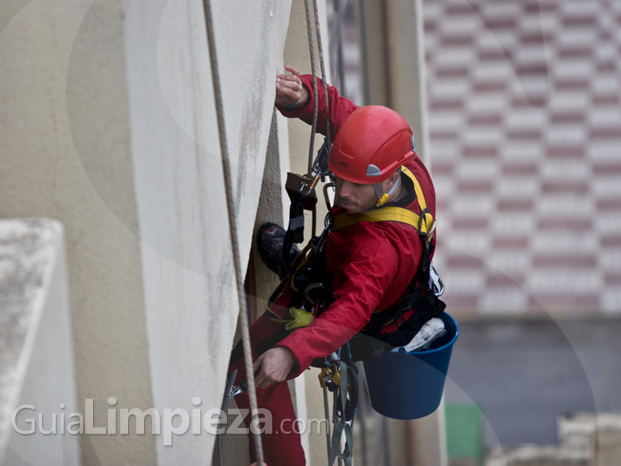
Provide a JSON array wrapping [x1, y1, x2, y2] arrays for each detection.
[[304, 282, 325, 307], [429, 263, 445, 297]]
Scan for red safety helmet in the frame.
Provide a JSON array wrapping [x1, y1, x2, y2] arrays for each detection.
[[328, 105, 416, 184]]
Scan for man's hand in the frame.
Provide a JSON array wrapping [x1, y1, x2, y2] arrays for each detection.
[[275, 65, 308, 109], [254, 346, 296, 390]]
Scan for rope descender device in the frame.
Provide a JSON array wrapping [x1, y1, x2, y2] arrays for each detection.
[[283, 137, 333, 265], [318, 353, 342, 391], [284, 137, 332, 214]]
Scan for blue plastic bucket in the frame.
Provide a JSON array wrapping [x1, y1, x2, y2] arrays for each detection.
[[363, 312, 459, 419]]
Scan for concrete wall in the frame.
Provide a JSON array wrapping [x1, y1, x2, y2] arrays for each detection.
[[124, 1, 291, 464], [0, 219, 80, 466], [0, 1, 291, 464]]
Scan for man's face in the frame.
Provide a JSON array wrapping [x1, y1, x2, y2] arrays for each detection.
[[334, 177, 378, 215]]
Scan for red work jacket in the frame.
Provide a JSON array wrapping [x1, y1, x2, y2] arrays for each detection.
[[276, 75, 437, 373]]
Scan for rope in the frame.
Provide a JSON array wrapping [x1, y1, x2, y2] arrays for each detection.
[[312, 0, 331, 144], [332, 0, 347, 99], [304, 0, 333, 174], [304, 0, 333, 238], [303, 3, 355, 465], [304, 0, 319, 175], [328, 359, 354, 466], [202, 1, 265, 465], [323, 386, 332, 460]]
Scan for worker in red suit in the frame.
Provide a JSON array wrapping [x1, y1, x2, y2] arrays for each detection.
[[229, 65, 438, 466]]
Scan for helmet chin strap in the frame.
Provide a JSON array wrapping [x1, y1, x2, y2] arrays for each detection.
[[374, 176, 401, 207]]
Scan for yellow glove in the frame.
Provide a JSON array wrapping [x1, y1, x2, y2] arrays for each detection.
[[285, 306, 314, 330]]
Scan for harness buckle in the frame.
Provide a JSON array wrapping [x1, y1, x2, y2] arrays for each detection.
[[422, 218, 437, 241]]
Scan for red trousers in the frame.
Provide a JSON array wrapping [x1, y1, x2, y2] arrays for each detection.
[[229, 310, 306, 466]]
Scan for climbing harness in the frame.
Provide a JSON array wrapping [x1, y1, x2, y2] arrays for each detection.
[[332, 167, 446, 346], [261, 166, 446, 465]]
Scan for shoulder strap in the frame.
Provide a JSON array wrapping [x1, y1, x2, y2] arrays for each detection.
[[332, 167, 435, 235]]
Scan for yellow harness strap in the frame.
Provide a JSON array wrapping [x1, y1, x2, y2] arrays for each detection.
[[333, 167, 435, 235]]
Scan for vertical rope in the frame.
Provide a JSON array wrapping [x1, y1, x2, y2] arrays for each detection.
[[213, 425, 221, 466], [333, 0, 347, 99], [202, 1, 265, 464], [312, 0, 331, 144], [357, 0, 370, 105], [305, 3, 342, 464], [323, 386, 332, 460], [304, 0, 319, 175]]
